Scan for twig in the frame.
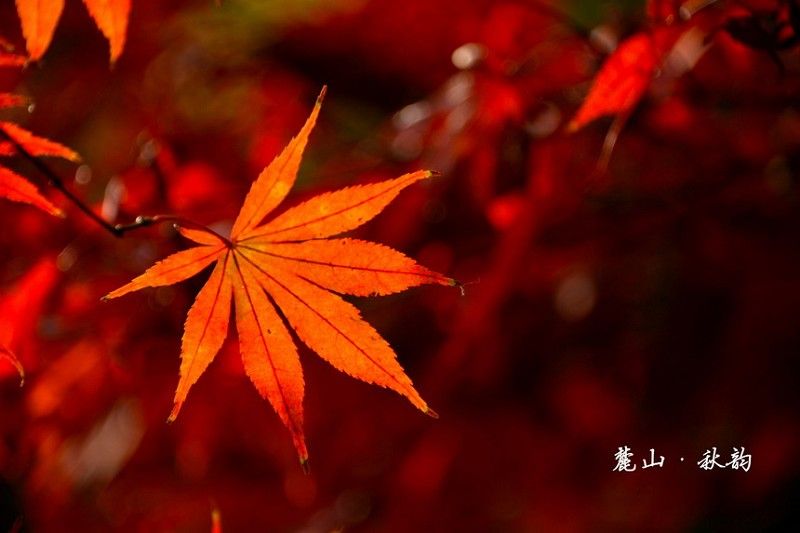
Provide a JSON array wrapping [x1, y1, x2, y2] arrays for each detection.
[[114, 215, 232, 246], [0, 127, 228, 245], [0, 126, 123, 237]]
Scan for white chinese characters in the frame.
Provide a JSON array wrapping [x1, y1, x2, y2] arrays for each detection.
[[698, 446, 752, 471], [613, 446, 751, 472]]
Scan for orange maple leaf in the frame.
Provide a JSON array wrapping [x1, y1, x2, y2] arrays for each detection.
[[104, 88, 455, 465], [1, 45, 80, 216], [15, 0, 130, 63], [0, 167, 63, 217], [0, 122, 80, 216], [0, 122, 81, 161]]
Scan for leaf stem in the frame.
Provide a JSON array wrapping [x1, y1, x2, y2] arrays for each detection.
[[114, 215, 233, 247]]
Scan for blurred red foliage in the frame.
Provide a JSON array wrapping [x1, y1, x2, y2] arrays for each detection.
[[2, 0, 800, 531]]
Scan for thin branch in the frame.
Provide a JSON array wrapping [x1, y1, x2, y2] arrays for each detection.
[[0, 126, 123, 237], [114, 215, 232, 247], [0, 127, 229, 246]]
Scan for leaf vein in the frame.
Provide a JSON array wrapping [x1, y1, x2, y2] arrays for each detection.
[[231, 250, 300, 436], [237, 251, 411, 394]]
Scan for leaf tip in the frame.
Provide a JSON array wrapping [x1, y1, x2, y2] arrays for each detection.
[[434, 275, 462, 292], [108, 43, 125, 69], [425, 407, 440, 419], [299, 456, 311, 475], [167, 402, 182, 423], [566, 119, 581, 133], [316, 85, 327, 105]]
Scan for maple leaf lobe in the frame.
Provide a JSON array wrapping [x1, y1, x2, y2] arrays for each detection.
[[0, 167, 64, 217], [15, 0, 65, 61], [14, 0, 130, 63], [82, 0, 131, 64]]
